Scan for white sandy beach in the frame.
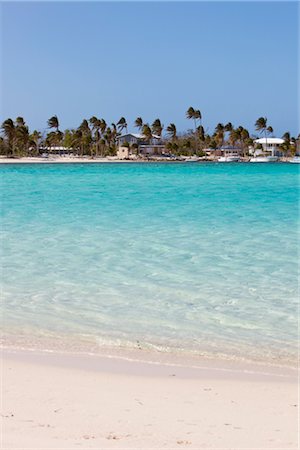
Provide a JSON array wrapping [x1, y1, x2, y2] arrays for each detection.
[[1, 350, 298, 449], [0, 156, 133, 164]]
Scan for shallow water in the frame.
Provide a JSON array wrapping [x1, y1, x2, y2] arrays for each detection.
[[1, 163, 299, 366]]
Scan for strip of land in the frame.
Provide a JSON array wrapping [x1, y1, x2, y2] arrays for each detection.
[[1, 349, 298, 449], [0, 156, 140, 163]]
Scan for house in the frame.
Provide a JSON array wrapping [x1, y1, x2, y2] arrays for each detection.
[[38, 146, 76, 155], [205, 145, 242, 158], [254, 138, 284, 156], [116, 133, 165, 159], [219, 145, 243, 156]]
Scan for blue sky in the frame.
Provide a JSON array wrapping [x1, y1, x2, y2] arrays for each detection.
[[1, 1, 299, 137]]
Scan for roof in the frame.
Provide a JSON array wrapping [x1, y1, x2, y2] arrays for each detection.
[[40, 146, 73, 150], [219, 145, 241, 150], [254, 138, 284, 144], [117, 133, 161, 140]]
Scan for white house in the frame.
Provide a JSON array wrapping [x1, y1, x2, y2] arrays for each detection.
[[254, 138, 284, 156]]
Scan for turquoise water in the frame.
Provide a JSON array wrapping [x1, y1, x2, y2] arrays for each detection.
[[1, 163, 299, 365]]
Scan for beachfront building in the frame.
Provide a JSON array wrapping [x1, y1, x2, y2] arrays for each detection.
[[116, 133, 165, 159], [253, 138, 284, 157], [205, 145, 243, 159], [38, 146, 76, 155]]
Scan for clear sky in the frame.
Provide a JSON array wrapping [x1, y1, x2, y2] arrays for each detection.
[[1, 1, 299, 137]]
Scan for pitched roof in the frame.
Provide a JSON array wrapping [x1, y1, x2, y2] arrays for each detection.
[[254, 138, 284, 144], [117, 133, 161, 140]]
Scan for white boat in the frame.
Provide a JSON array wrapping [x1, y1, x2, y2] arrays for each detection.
[[186, 156, 200, 162], [250, 156, 278, 163], [289, 156, 300, 164], [218, 155, 241, 162]]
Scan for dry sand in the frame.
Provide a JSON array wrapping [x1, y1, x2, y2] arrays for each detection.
[[1, 350, 298, 449]]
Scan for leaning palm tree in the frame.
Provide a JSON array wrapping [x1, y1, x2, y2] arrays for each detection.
[[166, 123, 177, 140], [134, 117, 143, 132], [15, 125, 30, 155], [194, 109, 202, 127], [78, 119, 91, 155], [117, 117, 128, 134], [186, 107, 202, 131], [280, 132, 291, 156], [214, 123, 225, 147], [141, 124, 152, 142], [151, 118, 163, 137], [282, 131, 290, 143], [100, 119, 107, 135], [224, 122, 233, 133], [1, 118, 16, 155], [255, 117, 267, 134], [229, 128, 239, 147], [30, 130, 42, 156], [255, 117, 273, 155], [240, 128, 250, 157], [15, 117, 25, 127], [48, 115, 60, 132], [186, 107, 196, 129]]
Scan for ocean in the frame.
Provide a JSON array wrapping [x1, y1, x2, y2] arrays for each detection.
[[1, 162, 298, 366]]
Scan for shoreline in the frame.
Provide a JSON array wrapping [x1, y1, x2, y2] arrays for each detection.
[[2, 330, 298, 375], [2, 344, 297, 381], [0, 156, 295, 164], [2, 348, 298, 448], [2, 157, 186, 164]]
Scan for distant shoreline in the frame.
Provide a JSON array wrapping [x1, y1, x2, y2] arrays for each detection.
[[0, 156, 294, 164], [0, 157, 183, 164]]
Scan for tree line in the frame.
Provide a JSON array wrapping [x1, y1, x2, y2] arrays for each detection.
[[0, 109, 297, 157]]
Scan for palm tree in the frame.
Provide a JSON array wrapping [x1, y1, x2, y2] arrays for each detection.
[[117, 117, 128, 134], [100, 119, 107, 135], [30, 130, 42, 156], [110, 123, 118, 149], [141, 124, 152, 142], [47, 115, 60, 132], [280, 132, 291, 157], [186, 107, 202, 131], [225, 122, 233, 133], [214, 123, 225, 147], [255, 117, 273, 155], [186, 107, 196, 130], [0, 137, 5, 155], [77, 119, 91, 156], [89, 116, 102, 156], [194, 109, 202, 127], [1, 118, 16, 155], [151, 118, 163, 137], [240, 127, 250, 157], [230, 126, 250, 157], [45, 130, 63, 152], [134, 117, 143, 132], [166, 123, 177, 140], [15, 125, 30, 155], [16, 117, 25, 127], [196, 125, 205, 142]]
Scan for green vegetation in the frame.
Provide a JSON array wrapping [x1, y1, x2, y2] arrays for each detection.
[[0, 111, 298, 158]]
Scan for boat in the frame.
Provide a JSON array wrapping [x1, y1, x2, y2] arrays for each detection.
[[218, 155, 241, 162], [289, 156, 300, 164], [186, 156, 200, 162], [249, 156, 278, 163]]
